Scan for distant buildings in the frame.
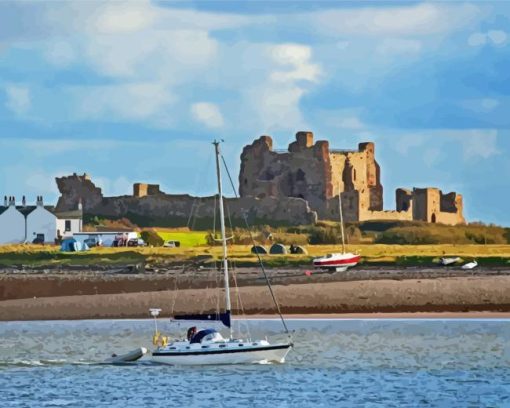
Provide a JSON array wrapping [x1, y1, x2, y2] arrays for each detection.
[[0, 196, 82, 244]]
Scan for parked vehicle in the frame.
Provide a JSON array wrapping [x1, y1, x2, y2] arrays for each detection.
[[127, 238, 146, 247], [84, 237, 102, 247], [32, 234, 45, 245], [163, 240, 181, 248]]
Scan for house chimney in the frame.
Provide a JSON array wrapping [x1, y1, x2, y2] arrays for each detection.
[[22, 195, 26, 207], [36, 195, 43, 206], [9, 196, 15, 206], [3, 196, 7, 207]]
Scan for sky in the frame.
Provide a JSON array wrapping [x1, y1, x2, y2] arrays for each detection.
[[0, 1, 509, 225]]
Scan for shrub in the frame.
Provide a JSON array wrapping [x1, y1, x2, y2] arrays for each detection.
[[140, 230, 164, 247]]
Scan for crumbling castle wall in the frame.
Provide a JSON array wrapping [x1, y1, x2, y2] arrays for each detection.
[[239, 131, 464, 225], [55, 174, 317, 227], [56, 173, 102, 211], [239, 132, 384, 219], [55, 131, 465, 227], [133, 183, 162, 198]]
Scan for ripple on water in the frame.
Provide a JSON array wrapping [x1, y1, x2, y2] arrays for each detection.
[[0, 319, 509, 407]]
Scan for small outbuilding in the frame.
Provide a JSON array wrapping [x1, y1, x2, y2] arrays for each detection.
[[251, 245, 268, 255], [269, 243, 287, 255]]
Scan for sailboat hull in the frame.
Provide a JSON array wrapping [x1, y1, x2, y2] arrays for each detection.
[[151, 344, 292, 365]]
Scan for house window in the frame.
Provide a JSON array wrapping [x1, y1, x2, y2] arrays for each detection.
[[65, 220, 71, 232]]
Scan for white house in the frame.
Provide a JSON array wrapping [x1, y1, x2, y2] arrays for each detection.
[[0, 195, 83, 244], [23, 196, 58, 244], [55, 210, 83, 239], [0, 196, 25, 243]]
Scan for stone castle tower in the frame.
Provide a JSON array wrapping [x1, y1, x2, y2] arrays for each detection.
[[239, 131, 464, 225]]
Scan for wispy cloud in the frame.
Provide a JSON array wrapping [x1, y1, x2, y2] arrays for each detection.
[[4, 84, 31, 115], [468, 30, 508, 47], [191, 102, 224, 128], [309, 3, 481, 37]]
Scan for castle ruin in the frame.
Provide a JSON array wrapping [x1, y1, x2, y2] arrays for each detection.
[[55, 131, 464, 227], [239, 132, 464, 225]]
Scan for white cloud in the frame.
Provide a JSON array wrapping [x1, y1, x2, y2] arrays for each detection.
[[94, 176, 132, 197], [461, 98, 499, 113], [488, 30, 508, 45], [456, 130, 499, 160], [423, 147, 442, 167], [70, 82, 175, 124], [388, 130, 498, 162], [376, 39, 422, 56], [393, 135, 425, 155], [89, 3, 157, 34], [468, 30, 508, 47], [310, 3, 480, 37], [4, 84, 31, 115], [270, 44, 321, 83], [44, 40, 76, 67], [191, 102, 224, 128], [468, 32, 487, 47], [247, 85, 306, 132]]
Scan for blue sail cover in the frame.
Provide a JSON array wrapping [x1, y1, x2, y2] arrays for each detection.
[[173, 310, 231, 328]]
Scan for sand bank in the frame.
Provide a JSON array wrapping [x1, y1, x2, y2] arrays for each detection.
[[1, 276, 510, 321]]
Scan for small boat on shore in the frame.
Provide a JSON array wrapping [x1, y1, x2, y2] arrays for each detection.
[[313, 189, 360, 272], [461, 260, 478, 270], [313, 252, 361, 272], [439, 257, 461, 266]]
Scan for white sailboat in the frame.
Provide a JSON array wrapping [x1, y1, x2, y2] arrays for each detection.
[[313, 188, 360, 272], [150, 141, 293, 365]]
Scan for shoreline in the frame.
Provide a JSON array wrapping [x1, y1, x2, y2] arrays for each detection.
[[2, 312, 510, 323], [2, 276, 510, 321]]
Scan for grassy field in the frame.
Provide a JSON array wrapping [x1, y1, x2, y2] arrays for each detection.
[[0, 243, 509, 267], [155, 231, 208, 247]]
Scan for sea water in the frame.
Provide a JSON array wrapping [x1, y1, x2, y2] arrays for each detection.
[[1, 319, 509, 407]]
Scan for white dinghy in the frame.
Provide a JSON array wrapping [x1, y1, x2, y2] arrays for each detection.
[[103, 347, 147, 364], [439, 257, 461, 266], [150, 141, 293, 366], [461, 260, 478, 270]]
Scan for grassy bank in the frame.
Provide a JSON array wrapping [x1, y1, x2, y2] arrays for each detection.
[[1, 243, 510, 268]]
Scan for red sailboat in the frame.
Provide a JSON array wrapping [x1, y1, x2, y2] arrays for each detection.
[[313, 190, 360, 272]]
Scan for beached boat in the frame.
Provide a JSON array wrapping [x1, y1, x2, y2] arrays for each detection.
[[439, 257, 461, 266], [150, 141, 292, 365], [313, 189, 360, 272], [461, 260, 478, 270]]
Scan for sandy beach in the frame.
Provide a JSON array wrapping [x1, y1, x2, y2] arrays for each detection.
[[2, 275, 510, 320]]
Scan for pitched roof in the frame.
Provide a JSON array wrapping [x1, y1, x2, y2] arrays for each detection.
[[16, 205, 57, 217], [54, 209, 83, 220], [0, 206, 9, 216]]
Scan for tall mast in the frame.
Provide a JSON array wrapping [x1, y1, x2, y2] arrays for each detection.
[[213, 140, 232, 338], [338, 187, 346, 253]]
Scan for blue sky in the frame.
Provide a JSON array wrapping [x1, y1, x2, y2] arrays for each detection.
[[0, 1, 509, 225]]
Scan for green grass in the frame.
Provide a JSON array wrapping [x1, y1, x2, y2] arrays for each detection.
[[1, 243, 510, 267], [155, 231, 208, 247]]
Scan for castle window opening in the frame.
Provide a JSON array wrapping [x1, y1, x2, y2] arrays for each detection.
[[296, 169, 305, 182], [353, 169, 357, 181], [431, 213, 437, 223]]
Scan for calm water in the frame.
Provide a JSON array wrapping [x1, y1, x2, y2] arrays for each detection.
[[1, 319, 510, 407]]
